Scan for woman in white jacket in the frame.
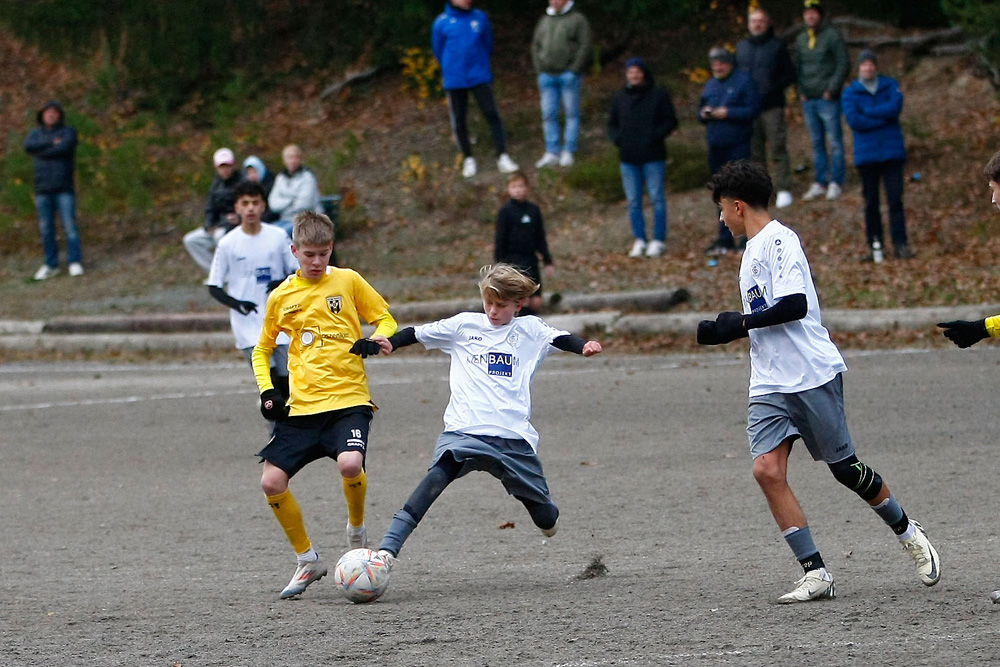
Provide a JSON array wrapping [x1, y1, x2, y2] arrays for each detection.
[[269, 144, 323, 236]]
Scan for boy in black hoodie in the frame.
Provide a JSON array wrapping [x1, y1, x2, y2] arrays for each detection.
[[495, 172, 554, 315]]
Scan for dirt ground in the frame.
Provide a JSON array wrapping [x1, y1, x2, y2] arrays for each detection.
[[3, 348, 1000, 666]]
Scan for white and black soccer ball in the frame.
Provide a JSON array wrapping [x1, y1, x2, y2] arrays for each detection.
[[333, 548, 391, 603]]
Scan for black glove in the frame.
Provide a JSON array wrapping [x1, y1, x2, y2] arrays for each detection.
[[938, 319, 989, 349], [260, 388, 289, 421], [715, 311, 748, 343], [697, 320, 723, 345], [349, 338, 382, 358], [236, 300, 257, 315]]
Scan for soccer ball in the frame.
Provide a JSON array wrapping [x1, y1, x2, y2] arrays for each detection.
[[333, 548, 391, 603]]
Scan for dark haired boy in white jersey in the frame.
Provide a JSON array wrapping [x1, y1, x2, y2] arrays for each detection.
[[698, 159, 940, 603]]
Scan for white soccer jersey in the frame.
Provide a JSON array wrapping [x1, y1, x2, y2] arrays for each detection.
[[415, 312, 571, 451], [207, 224, 297, 349], [739, 220, 847, 396]]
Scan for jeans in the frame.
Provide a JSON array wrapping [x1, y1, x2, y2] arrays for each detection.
[[752, 107, 792, 192], [620, 161, 667, 242], [36, 191, 82, 267], [857, 159, 907, 249], [538, 71, 582, 155], [802, 98, 845, 186]]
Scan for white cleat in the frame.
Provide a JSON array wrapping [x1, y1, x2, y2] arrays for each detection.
[[541, 520, 558, 538], [280, 558, 327, 599], [901, 520, 940, 586], [777, 568, 835, 604], [347, 522, 368, 549]]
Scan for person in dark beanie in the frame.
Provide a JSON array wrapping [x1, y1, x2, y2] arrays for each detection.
[[794, 0, 849, 202], [699, 47, 760, 255], [24, 100, 82, 280], [608, 57, 678, 258], [737, 7, 796, 208], [842, 49, 912, 260]]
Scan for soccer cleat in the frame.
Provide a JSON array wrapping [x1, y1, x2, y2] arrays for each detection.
[[69, 262, 84, 277], [497, 153, 519, 174], [347, 522, 368, 549], [280, 558, 327, 599], [558, 150, 575, 167], [377, 549, 398, 571], [541, 520, 558, 538], [825, 182, 842, 200], [990, 590, 1000, 604], [462, 156, 477, 178], [901, 520, 940, 586], [628, 239, 647, 258], [777, 568, 836, 604], [645, 240, 665, 257], [775, 190, 793, 209], [802, 182, 827, 201], [33, 264, 59, 281], [535, 152, 560, 169]]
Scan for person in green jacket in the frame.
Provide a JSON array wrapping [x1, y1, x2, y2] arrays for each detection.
[[532, 0, 591, 169], [793, 0, 849, 202]]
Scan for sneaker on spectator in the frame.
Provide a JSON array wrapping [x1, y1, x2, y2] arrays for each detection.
[[33, 265, 59, 281], [704, 239, 733, 256], [802, 182, 827, 201], [776, 190, 793, 209], [825, 182, 842, 200], [69, 262, 84, 277], [558, 151, 575, 167], [628, 239, 647, 258], [462, 156, 477, 178], [535, 152, 560, 169], [497, 153, 519, 174], [645, 240, 665, 257]]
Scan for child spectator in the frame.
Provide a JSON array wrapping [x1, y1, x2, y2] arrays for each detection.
[[375, 264, 602, 572], [242, 155, 279, 222], [251, 210, 397, 599], [495, 172, 554, 315]]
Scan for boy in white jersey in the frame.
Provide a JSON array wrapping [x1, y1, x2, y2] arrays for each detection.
[[697, 159, 940, 603], [375, 264, 602, 569], [251, 210, 397, 599], [207, 180, 297, 407]]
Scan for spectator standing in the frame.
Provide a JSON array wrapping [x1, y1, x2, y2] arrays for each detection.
[[699, 47, 760, 255], [736, 8, 796, 209], [842, 50, 912, 261], [432, 0, 519, 178], [608, 58, 678, 258], [793, 0, 849, 202], [268, 144, 322, 238], [242, 155, 278, 222], [24, 100, 83, 280], [183, 147, 242, 273], [532, 0, 591, 169], [495, 171, 554, 315]]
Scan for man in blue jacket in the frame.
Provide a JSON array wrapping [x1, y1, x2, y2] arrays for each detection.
[[24, 100, 83, 280], [842, 50, 912, 260], [432, 0, 519, 179], [699, 47, 760, 254]]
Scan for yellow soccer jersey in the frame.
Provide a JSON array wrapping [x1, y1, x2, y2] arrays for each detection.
[[252, 267, 397, 416]]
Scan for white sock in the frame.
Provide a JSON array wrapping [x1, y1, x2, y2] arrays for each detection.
[[296, 547, 319, 564], [897, 522, 917, 542]]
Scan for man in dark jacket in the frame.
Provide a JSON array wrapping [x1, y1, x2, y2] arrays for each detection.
[[608, 58, 678, 258], [24, 100, 82, 280], [793, 0, 849, 201], [183, 147, 243, 272], [699, 47, 760, 254], [842, 50, 912, 260], [737, 8, 796, 208]]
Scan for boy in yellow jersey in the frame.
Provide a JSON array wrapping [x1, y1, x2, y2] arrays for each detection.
[[251, 210, 396, 599], [938, 148, 1000, 351]]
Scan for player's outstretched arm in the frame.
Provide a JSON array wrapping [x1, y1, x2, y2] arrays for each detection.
[[207, 285, 257, 315], [349, 338, 383, 358], [551, 334, 601, 356], [938, 319, 993, 348], [384, 327, 419, 355], [582, 341, 602, 357], [698, 294, 807, 346]]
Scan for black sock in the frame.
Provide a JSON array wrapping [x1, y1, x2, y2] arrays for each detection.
[[799, 552, 826, 573], [889, 510, 910, 536]]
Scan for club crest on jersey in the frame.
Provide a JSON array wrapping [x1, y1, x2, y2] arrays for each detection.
[[751, 260, 762, 278], [327, 296, 342, 314], [487, 352, 514, 377], [505, 332, 519, 347]]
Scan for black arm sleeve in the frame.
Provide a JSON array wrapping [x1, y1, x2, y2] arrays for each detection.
[[387, 326, 418, 351], [208, 285, 244, 311], [743, 293, 807, 330], [551, 334, 586, 354]]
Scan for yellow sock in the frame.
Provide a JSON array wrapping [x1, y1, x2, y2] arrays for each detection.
[[343, 471, 367, 528], [266, 489, 311, 555]]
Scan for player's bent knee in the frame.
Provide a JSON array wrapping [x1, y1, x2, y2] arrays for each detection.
[[337, 451, 365, 479], [752, 456, 784, 488], [828, 455, 883, 501], [261, 470, 288, 496]]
